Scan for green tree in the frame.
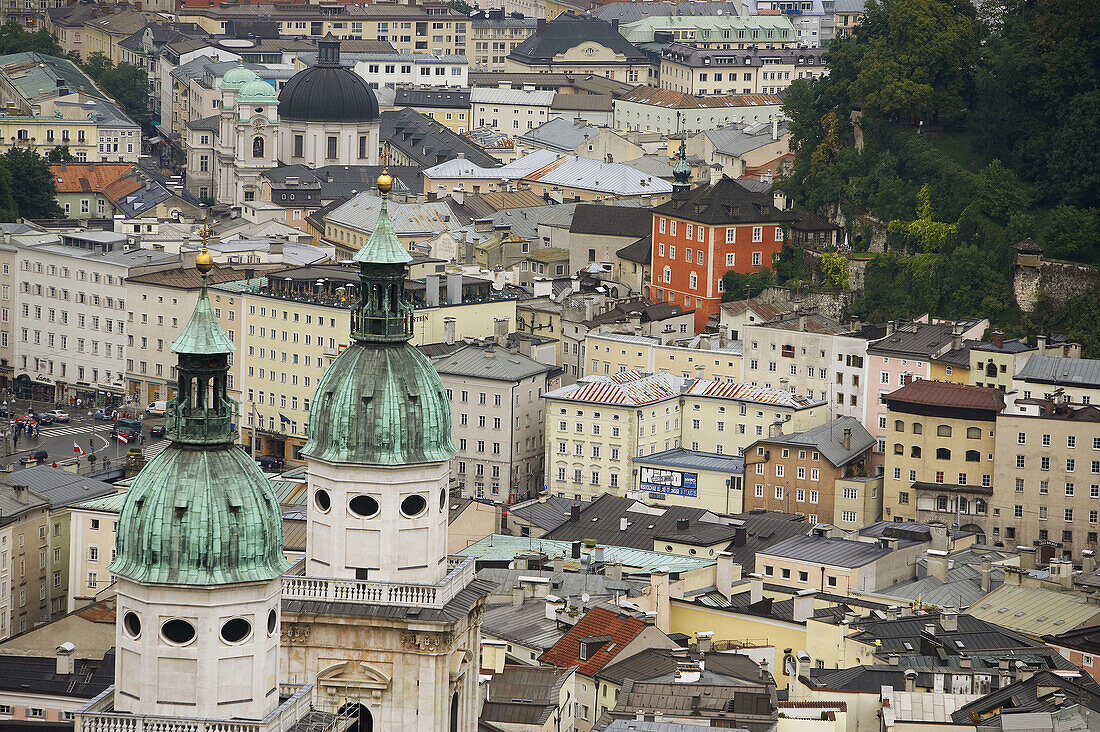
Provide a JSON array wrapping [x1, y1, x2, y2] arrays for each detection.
[[46, 145, 74, 163], [819, 252, 850, 289], [0, 148, 62, 219], [0, 21, 63, 56], [886, 184, 958, 252], [721, 268, 775, 301], [80, 53, 149, 121]]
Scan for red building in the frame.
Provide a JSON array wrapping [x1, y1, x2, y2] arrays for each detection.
[[649, 178, 797, 332]]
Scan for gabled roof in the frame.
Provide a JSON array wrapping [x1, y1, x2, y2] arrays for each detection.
[[50, 162, 134, 194], [523, 155, 672, 196], [967, 585, 1100, 636], [483, 666, 575, 726], [380, 108, 498, 168], [540, 606, 647, 675], [950, 670, 1100, 724], [517, 116, 600, 153], [509, 13, 646, 64], [754, 417, 874, 467], [544, 493, 727, 550], [618, 85, 782, 110], [758, 534, 892, 568], [431, 344, 551, 382], [652, 176, 797, 225], [8, 466, 117, 509], [597, 647, 767, 685], [507, 495, 588, 532], [616, 235, 651, 264], [703, 121, 789, 157], [0, 651, 114, 698]]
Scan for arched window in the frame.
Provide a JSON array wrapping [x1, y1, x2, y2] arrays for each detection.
[[958, 498, 968, 513], [895, 420, 905, 432], [936, 496, 948, 511], [893, 443, 904, 455], [975, 499, 987, 515], [911, 446, 922, 458], [967, 427, 981, 439], [936, 447, 951, 460], [986, 362, 997, 377], [253, 136, 264, 158], [965, 449, 980, 462], [937, 425, 952, 437], [912, 422, 923, 435]]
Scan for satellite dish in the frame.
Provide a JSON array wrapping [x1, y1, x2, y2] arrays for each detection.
[[582, 592, 591, 604]]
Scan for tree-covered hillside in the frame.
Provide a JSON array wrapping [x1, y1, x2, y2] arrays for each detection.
[[780, 0, 1100, 354]]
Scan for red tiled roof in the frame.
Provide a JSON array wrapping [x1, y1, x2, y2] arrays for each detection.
[[884, 379, 1005, 412], [50, 162, 134, 194], [539, 606, 646, 676]]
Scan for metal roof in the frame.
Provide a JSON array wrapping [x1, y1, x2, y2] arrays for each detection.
[[757, 534, 893, 568], [8, 465, 117, 509], [523, 155, 672, 196], [517, 117, 601, 153], [423, 148, 560, 181], [507, 495, 589, 532], [967, 585, 1100, 636], [432, 344, 552, 382], [634, 448, 744, 474], [1016, 355, 1100, 388], [458, 534, 715, 574], [685, 378, 824, 409], [325, 193, 456, 236], [546, 371, 684, 406], [470, 86, 556, 107]]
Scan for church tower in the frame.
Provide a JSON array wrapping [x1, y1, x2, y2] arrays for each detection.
[[106, 245, 290, 720], [281, 168, 489, 731]]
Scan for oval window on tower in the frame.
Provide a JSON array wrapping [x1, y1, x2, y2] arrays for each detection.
[[123, 611, 141, 639], [314, 489, 331, 512], [162, 619, 196, 645], [268, 609, 278, 636], [400, 494, 427, 518], [349, 495, 380, 518], [220, 618, 252, 644], [440, 488, 447, 511]]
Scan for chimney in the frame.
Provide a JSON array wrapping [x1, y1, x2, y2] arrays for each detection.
[[545, 594, 565, 620], [438, 268, 462, 305], [1036, 334, 1047, 353], [842, 428, 851, 451], [443, 317, 456, 345], [929, 522, 949, 552], [716, 551, 735, 600], [793, 589, 816, 622], [904, 669, 917, 693], [552, 555, 564, 573], [694, 364, 704, 380], [749, 573, 763, 603], [733, 526, 747, 546], [771, 116, 779, 141], [426, 274, 441, 307], [1018, 545, 1036, 571], [571, 541, 581, 559], [620, 516, 628, 532], [1050, 559, 1074, 590], [1084, 550, 1096, 575], [56, 642, 75, 675], [611, 18, 619, 30], [494, 317, 509, 347], [569, 503, 580, 523], [482, 639, 507, 674], [718, 324, 729, 348], [926, 550, 949, 582], [696, 631, 713, 654], [951, 324, 962, 352], [992, 330, 1005, 349], [676, 517, 689, 531], [980, 556, 992, 592], [939, 610, 958, 632], [536, 17, 545, 32], [512, 586, 525, 606]]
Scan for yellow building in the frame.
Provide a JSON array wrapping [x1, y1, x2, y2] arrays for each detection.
[[881, 380, 1003, 528], [586, 331, 742, 382], [504, 14, 651, 85], [0, 117, 98, 161], [212, 278, 519, 463], [82, 10, 152, 63]]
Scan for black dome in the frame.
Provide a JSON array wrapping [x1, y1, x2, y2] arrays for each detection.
[[278, 36, 379, 123]]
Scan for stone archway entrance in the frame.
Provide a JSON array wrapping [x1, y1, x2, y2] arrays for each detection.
[[339, 703, 373, 732]]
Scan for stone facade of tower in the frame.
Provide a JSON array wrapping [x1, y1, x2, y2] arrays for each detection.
[[280, 171, 490, 731]]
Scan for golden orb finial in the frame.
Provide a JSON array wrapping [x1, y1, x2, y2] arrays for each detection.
[[196, 211, 214, 275], [376, 168, 392, 195]]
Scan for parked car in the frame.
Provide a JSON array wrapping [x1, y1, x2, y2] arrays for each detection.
[[149, 425, 165, 439], [19, 449, 47, 465], [94, 409, 109, 420], [256, 455, 285, 471], [46, 410, 70, 422]]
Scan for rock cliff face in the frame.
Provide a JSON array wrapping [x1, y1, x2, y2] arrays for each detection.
[[1014, 254, 1099, 314]]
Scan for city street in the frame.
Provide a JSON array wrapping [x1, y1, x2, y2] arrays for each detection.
[[0, 399, 169, 471]]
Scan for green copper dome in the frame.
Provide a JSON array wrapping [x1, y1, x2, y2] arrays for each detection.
[[222, 63, 259, 90], [239, 77, 277, 103], [303, 184, 454, 466], [302, 342, 455, 465], [109, 445, 289, 585], [110, 271, 288, 586]]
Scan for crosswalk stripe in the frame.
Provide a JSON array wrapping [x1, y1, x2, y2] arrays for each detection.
[[143, 440, 170, 457]]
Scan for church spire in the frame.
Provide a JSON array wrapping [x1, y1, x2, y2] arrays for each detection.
[[672, 111, 692, 194], [167, 224, 237, 444], [349, 151, 414, 343]]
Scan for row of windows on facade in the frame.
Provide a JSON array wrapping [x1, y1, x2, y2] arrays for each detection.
[[753, 485, 821, 500], [753, 464, 824, 480], [20, 357, 117, 385], [761, 565, 834, 584], [554, 467, 622, 488], [890, 468, 992, 486], [657, 223, 782, 245], [20, 331, 124, 355], [22, 303, 124, 327], [989, 525, 1098, 550], [21, 265, 123, 287]]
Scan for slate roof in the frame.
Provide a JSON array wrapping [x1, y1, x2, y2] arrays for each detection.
[[758, 534, 892, 568], [484, 666, 574, 726], [570, 203, 653, 238], [596, 647, 768, 685], [661, 42, 827, 69], [754, 417, 874, 467], [950, 670, 1100, 724], [394, 87, 470, 108], [482, 600, 568, 653], [868, 320, 981, 358], [544, 494, 721, 550], [617, 234, 651, 264], [540, 606, 647, 675], [721, 510, 811, 571], [262, 164, 421, 200], [524, 155, 672, 196], [1042, 625, 1100, 654], [458, 534, 715, 574], [608, 678, 775, 730], [424, 148, 558, 181], [884, 380, 1005, 413], [0, 482, 49, 526], [652, 177, 797, 225], [1016, 355, 1100, 388], [431, 344, 552, 382], [479, 567, 640, 601], [470, 87, 556, 107], [551, 93, 613, 112], [847, 612, 1044, 655], [0, 651, 114, 698], [619, 85, 783, 110], [510, 13, 647, 64], [703, 121, 790, 158], [507, 495, 588, 533], [323, 193, 456, 236], [590, 1, 742, 23], [380, 108, 498, 168]]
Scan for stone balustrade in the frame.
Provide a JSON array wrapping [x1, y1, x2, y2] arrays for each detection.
[[282, 555, 476, 609]]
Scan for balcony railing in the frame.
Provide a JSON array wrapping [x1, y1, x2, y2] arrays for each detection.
[[281, 555, 476, 609], [77, 684, 316, 732]]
